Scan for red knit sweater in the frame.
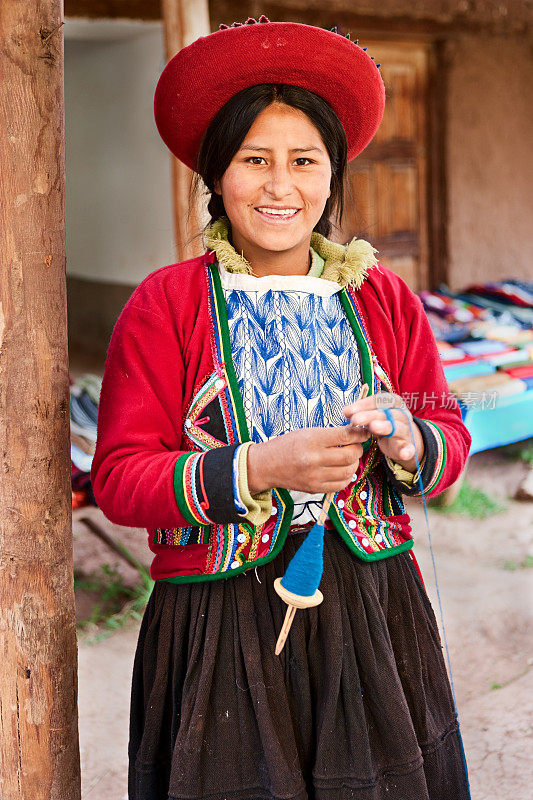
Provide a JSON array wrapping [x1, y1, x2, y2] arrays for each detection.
[[91, 253, 471, 581]]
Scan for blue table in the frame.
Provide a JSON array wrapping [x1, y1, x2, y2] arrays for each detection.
[[459, 389, 533, 455]]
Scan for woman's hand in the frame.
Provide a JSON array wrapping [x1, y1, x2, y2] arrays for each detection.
[[247, 425, 370, 495], [343, 393, 425, 473]]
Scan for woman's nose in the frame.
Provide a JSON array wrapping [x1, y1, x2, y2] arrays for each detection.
[[263, 165, 294, 198]]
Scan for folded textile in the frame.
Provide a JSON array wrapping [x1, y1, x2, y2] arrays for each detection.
[[497, 356, 533, 370], [443, 362, 495, 381], [437, 345, 465, 359], [419, 290, 477, 322], [504, 364, 533, 380], [70, 373, 102, 508], [454, 293, 533, 326], [466, 282, 533, 309], [487, 378, 528, 398], [482, 348, 526, 366], [70, 419, 97, 443], [425, 311, 470, 343], [439, 354, 478, 367], [71, 431, 96, 455], [507, 279, 533, 295], [448, 370, 525, 395], [70, 392, 98, 428], [74, 373, 102, 406], [71, 442, 93, 473], [461, 340, 510, 356], [481, 326, 533, 345]]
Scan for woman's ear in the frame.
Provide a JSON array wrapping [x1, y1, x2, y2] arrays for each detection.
[[213, 179, 221, 195]]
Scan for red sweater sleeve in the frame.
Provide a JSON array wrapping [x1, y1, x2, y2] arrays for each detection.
[[395, 276, 471, 497], [90, 271, 243, 529], [362, 268, 471, 498]]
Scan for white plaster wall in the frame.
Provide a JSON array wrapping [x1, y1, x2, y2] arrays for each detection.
[[65, 22, 175, 284], [447, 33, 533, 290]]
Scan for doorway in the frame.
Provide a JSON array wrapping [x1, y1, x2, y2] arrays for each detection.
[[339, 41, 440, 291]]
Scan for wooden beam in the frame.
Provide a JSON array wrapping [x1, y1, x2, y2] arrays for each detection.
[[210, 0, 531, 36], [427, 39, 450, 288], [0, 1, 81, 798], [161, 0, 210, 260], [64, 0, 531, 34], [65, 0, 161, 20]]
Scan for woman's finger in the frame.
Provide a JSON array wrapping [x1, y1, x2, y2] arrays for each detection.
[[377, 434, 416, 461], [321, 444, 364, 468], [319, 464, 360, 481], [351, 410, 409, 437], [343, 392, 405, 418], [368, 417, 397, 437], [401, 448, 416, 462], [396, 442, 415, 460]]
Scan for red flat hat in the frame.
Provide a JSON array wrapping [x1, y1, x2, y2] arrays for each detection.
[[154, 19, 385, 171]]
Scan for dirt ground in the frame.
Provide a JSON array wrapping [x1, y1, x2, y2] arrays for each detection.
[[75, 448, 533, 800]]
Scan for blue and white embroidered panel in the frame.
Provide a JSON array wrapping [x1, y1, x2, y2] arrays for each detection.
[[220, 266, 363, 441], [219, 263, 363, 525]]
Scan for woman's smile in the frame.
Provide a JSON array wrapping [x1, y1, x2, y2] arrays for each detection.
[[254, 206, 301, 223]]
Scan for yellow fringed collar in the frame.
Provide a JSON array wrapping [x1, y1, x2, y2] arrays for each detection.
[[204, 217, 379, 290]]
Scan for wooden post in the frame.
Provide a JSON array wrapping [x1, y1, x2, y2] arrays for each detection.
[[161, 0, 211, 260], [0, 1, 81, 798]]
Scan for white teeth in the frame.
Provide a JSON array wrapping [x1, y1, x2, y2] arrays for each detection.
[[256, 207, 299, 216]]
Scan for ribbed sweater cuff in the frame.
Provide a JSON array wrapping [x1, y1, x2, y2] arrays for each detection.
[[235, 442, 273, 526]]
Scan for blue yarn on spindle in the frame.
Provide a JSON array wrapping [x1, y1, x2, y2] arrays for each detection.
[[280, 520, 325, 596]]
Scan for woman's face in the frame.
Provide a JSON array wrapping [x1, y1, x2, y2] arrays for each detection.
[[216, 103, 332, 261]]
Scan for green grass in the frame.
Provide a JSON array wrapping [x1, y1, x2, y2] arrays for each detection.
[[502, 554, 533, 572], [431, 480, 507, 519], [75, 557, 154, 644]]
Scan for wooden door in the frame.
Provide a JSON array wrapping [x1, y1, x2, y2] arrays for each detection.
[[339, 42, 430, 291]]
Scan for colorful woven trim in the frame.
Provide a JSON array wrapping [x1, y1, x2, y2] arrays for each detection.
[[338, 286, 376, 454], [172, 441, 247, 526], [173, 452, 214, 525], [184, 370, 238, 451], [205, 259, 250, 443], [410, 420, 446, 496], [329, 442, 412, 561], [153, 525, 210, 546], [156, 488, 294, 582], [373, 357, 396, 393], [204, 488, 287, 574]]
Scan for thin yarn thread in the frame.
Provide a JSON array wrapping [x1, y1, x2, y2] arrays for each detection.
[[395, 406, 471, 797]]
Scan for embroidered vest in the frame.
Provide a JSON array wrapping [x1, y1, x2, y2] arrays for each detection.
[[152, 261, 413, 583]]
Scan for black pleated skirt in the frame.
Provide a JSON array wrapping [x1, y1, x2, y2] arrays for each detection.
[[128, 529, 470, 800]]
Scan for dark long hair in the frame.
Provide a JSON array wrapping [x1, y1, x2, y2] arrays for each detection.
[[194, 84, 348, 237]]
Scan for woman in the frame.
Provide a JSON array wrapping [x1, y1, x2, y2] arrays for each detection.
[[91, 18, 472, 800]]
